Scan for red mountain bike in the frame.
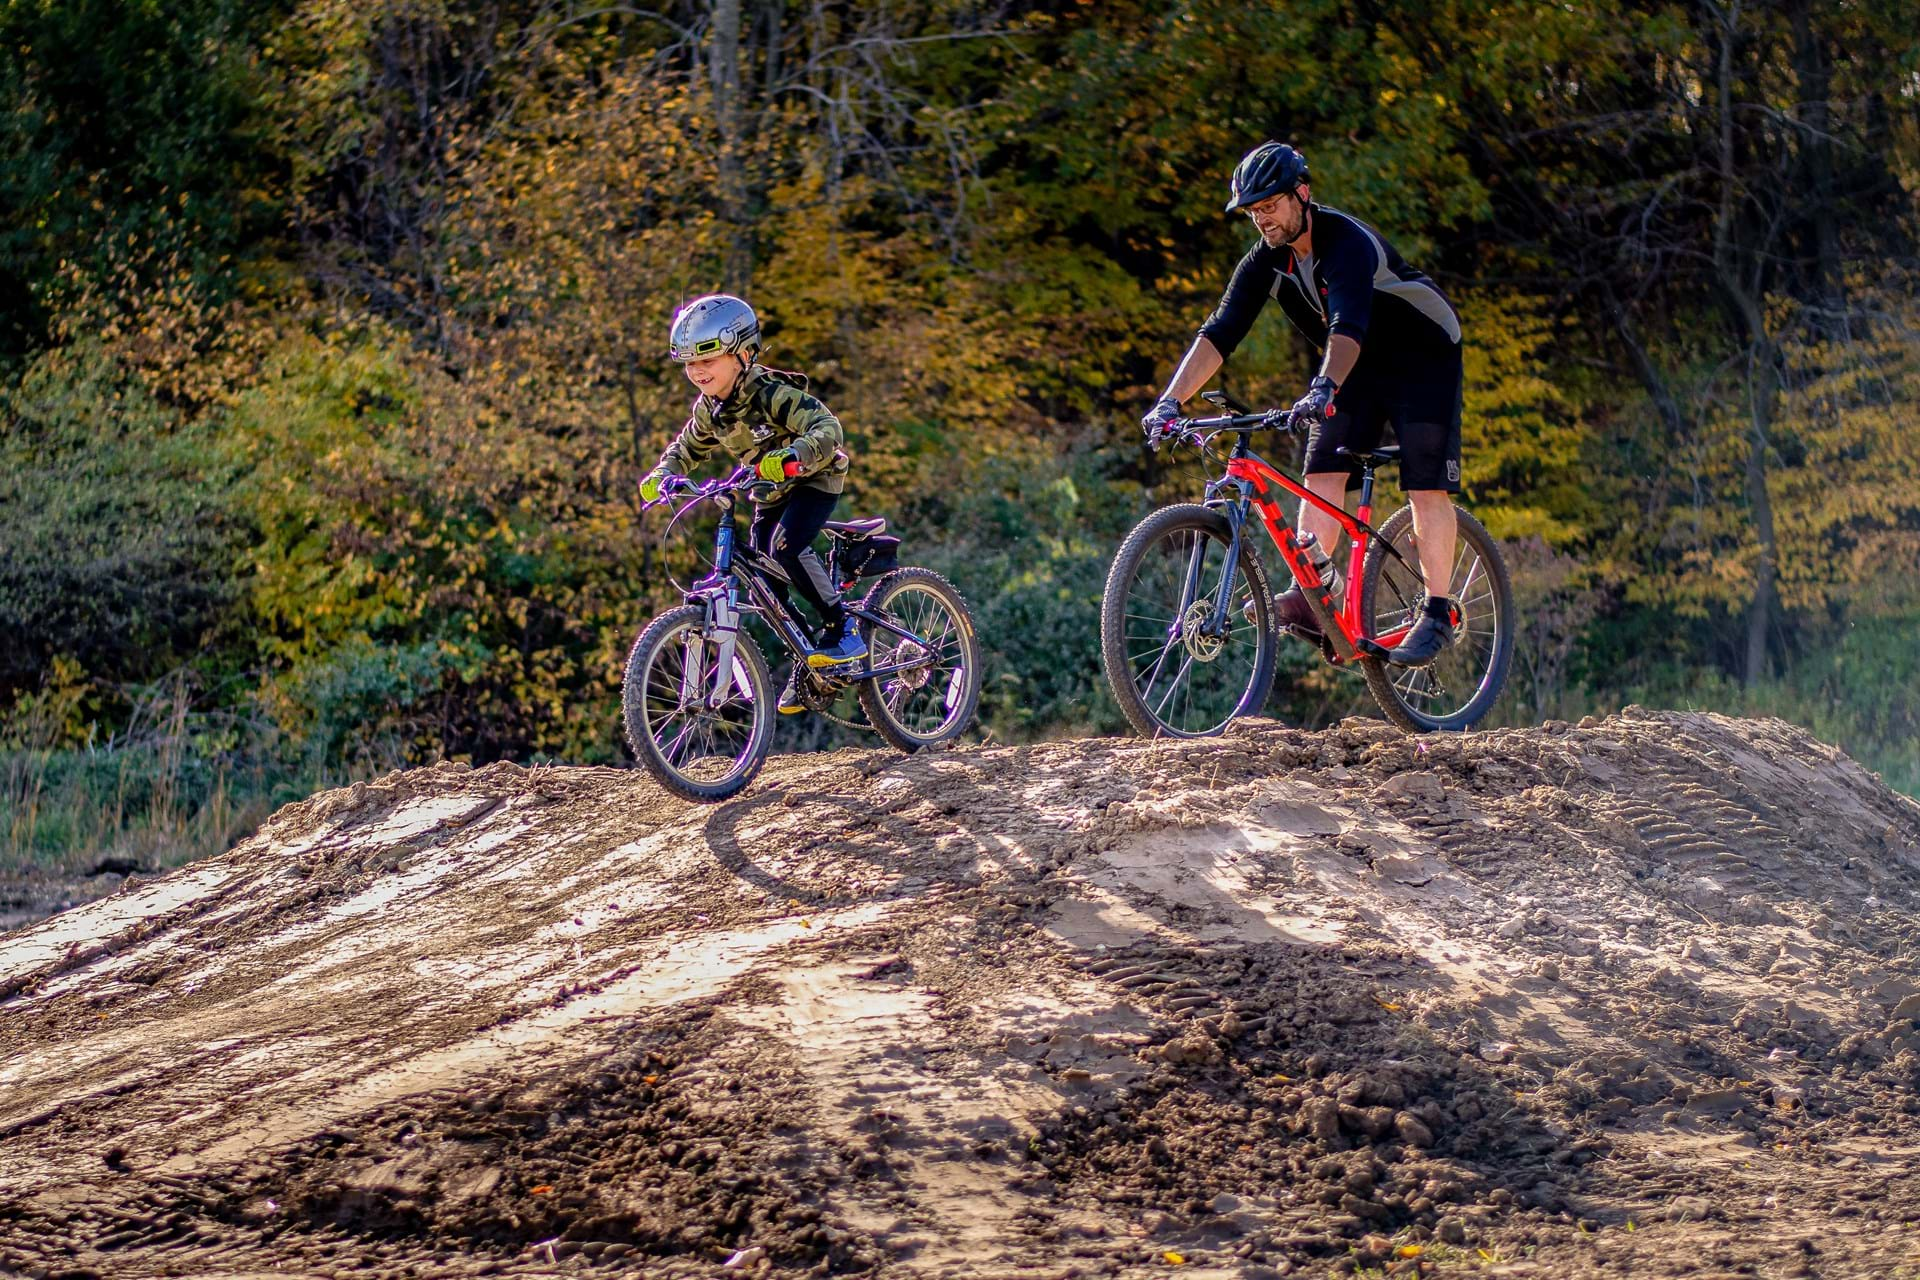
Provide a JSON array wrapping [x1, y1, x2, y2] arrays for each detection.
[[1100, 392, 1513, 737]]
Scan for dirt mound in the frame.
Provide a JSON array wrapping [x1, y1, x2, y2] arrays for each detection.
[[3, 709, 1919, 1278]]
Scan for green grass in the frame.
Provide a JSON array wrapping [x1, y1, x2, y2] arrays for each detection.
[[1, 739, 294, 876], [1488, 614, 1920, 799]]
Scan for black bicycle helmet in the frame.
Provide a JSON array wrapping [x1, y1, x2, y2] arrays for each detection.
[[1224, 141, 1309, 212]]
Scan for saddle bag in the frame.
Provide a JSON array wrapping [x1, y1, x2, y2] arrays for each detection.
[[833, 533, 901, 583]]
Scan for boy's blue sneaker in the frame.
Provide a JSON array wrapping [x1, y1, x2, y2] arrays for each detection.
[[806, 629, 868, 669]]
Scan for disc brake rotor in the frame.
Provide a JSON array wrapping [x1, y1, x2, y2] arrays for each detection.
[[1181, 600, 1226, 663]]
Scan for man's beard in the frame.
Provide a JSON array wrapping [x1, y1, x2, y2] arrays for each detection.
[[1258, 206, 1302, 245]]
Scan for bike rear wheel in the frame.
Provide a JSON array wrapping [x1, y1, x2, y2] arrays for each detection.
[[856, 568, 982, 752], [1101, 503, 1277, 738], [623, 604, 774, 801], [1358, 503, 1514, 732]]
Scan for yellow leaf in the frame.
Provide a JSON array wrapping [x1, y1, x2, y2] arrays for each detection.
[[1162, 1251, 1185, 1265], [1397, 1244, 1423, 1257]]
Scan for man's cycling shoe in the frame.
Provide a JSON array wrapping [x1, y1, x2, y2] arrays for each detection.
[[806, 630, 869, 669], [777, 667, 807, 715], [1389, 606, 1456, 668]]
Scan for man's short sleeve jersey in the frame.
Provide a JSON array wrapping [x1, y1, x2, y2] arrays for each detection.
[[1197, 204, 1460, 361]]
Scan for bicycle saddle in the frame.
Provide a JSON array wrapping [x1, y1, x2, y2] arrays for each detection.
[[1335, 445, 1402, 466], [824, 517, 888, 538]]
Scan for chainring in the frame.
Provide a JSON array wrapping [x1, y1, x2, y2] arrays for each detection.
[[789, 663, 875, 732]]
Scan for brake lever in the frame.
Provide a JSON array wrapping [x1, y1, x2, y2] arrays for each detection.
[[1145, 418, 1194, 452], [641, 477, 699, 511]]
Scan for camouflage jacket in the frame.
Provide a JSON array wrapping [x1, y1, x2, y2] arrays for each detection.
[[656, 365, 849, 499]]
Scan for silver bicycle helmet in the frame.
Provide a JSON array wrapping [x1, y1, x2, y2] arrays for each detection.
[[667, 294, 761, 363]]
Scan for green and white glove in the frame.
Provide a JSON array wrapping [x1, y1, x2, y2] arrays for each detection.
[[757, 450, 795, 483]]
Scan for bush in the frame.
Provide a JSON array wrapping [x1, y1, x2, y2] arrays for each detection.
[[0, 341, 239, 702], [913, 455, 1135, 740]]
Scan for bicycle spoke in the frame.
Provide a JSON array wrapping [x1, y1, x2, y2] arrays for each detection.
[[1351, 506, 1512, 733], [1453, 557, 1482, 607], [862, 581, 974, 738], [1135, 634, 1182, 703], [662, 714, 699, 767], [633, 617, 764, 787], [1152, 652, 1197, 718]]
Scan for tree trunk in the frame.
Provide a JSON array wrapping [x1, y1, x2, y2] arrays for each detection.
[[709, 0, 753, 293], [1741, 344, 1781, 684], [1705, 0, 1781, 685], [1789, 0, 1842, 327]]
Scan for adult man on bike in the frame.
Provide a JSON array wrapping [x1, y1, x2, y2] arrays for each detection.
[[1143, 142, 1464, 667]]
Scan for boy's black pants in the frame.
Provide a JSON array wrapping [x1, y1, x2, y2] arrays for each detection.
[[749, 488, 845, 641]]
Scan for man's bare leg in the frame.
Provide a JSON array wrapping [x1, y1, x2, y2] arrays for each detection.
[[1297, 472, 1351, 567], [1407, 489, 1458, 600]]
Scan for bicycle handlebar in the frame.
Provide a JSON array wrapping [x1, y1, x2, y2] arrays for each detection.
[[641, 458, 809, 512], [1145, 405, 1305, 452], [641, 464, 756, 512]]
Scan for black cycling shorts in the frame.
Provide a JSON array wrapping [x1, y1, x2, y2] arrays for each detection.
[[1302, 343, 1463, 494]]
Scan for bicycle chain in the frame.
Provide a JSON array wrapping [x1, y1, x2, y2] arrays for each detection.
[[816, 705, 876, 734], [791, 665, 877, 734]]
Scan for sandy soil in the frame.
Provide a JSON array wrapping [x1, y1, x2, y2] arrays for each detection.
[[3, 708, 1919, 1278]]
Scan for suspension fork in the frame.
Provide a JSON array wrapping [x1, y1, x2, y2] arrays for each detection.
[[1198, 433, 1263, 635], [698, 587, 744, 707], [1171, 490, 1245, 639], [686, 498, 746, 708], [1203, 492, 1253, 635]]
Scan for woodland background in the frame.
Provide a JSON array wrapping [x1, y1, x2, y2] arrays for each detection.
[[2, 0, 1917, 876]]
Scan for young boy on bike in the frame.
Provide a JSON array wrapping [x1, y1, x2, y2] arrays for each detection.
[[639, 293, 866, 714]]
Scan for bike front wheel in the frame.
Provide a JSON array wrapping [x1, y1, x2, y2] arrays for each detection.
[[1101, 503, 1277, 738], [623, 604, 774, 802], [856, 568, 982, 753], [1358, 503, 1514, 732]]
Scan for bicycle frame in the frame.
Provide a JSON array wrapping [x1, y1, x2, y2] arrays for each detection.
[[664, 470, 942, 698], [1180, 419, 1423, 666]]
